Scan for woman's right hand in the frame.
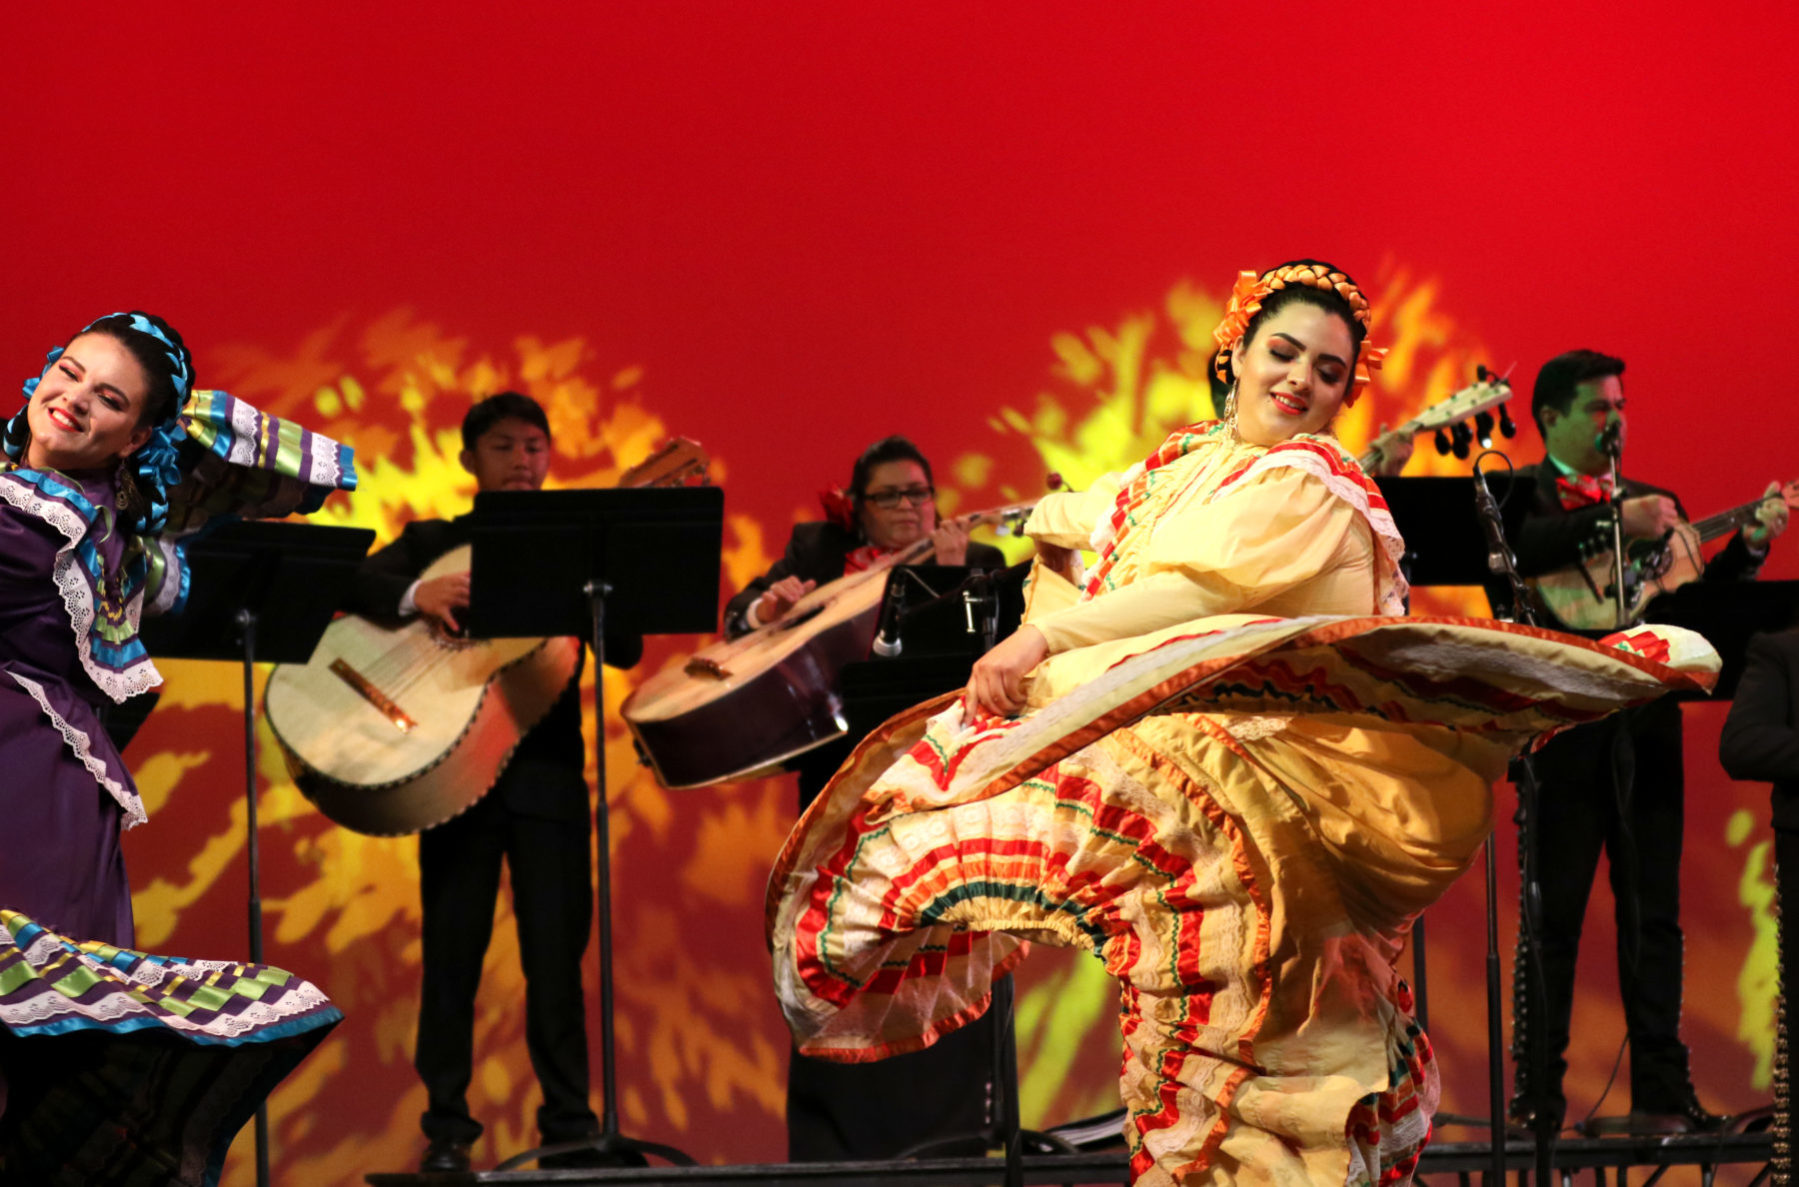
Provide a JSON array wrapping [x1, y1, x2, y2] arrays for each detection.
[[414, 572, 472, 633], [756, 577, 816, 624], [966, 625, 1048, 717]]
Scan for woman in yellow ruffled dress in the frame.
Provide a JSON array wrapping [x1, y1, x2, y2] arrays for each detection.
[[765, 262, 1719, 1185]]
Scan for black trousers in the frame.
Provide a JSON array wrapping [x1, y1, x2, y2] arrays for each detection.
[[415, 761, 598, 1146], [1516, 698, 1690, 1116], [784, 743, 1000, 1162]]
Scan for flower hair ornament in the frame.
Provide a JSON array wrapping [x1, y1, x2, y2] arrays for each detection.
[[1210, 264, 1388, 405], [818, 486, 857, 532], [6, 313, 196, 536]]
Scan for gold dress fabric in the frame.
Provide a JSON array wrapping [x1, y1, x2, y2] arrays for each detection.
[[766, 422, 1716, 1186]]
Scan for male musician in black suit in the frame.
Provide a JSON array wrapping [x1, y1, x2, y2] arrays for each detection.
[[726, 435, 1008, 1162], [1722, 623, 1799, 1177], [1500, 350, 1788, 1134], [347, 391, 642, 1174]]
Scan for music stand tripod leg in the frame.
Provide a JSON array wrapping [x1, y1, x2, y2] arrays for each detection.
[[496, 581, 697, 1172], [235, 608, 272, 1187]]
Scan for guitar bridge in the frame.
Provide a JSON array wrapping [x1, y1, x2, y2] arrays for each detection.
[[685, 656, 731, 680], [329, 659, 418, 733]]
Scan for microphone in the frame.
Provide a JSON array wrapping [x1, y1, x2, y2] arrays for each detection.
[[870, 576, 907, 658], [1471, 461, 1513, 576], [1595, 415, 1624, 459]]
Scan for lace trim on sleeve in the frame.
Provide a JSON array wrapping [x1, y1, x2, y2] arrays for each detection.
[[0, 475, 161, 703], [6, 669, 147, 828]]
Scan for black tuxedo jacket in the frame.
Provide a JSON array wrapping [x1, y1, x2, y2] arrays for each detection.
[[723, 520, 1007, 639], [1722, 628, 1799, 832]]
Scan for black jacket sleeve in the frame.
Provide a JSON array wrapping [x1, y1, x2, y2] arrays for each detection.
[[1721, 631, 1799, 784], [343, 521, 454, 620], [1702, 532, 1766, 584], [723, 527, 814, 639]]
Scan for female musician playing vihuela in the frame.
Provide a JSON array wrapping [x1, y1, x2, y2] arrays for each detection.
[[766, 262, 1720, 1185]]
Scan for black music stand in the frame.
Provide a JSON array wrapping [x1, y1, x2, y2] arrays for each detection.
[[467, 487, 723, 1171], [140, 520, 375, 1187], [1376, 475, 1529, 591], [1378, 474, 1543, 1181]]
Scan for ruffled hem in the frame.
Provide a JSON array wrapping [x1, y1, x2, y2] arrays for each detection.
[[0, 910, 340, 1044], [0, 910, 341, 1187]]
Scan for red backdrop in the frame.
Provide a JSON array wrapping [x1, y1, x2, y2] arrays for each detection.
[[5, 3, 1796, 1181]]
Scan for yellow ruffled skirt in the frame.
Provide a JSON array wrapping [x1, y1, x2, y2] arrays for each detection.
[[767, 615, 1717, 1185]]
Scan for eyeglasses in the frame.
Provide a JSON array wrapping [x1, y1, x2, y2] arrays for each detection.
[[864, 485, 935, 509]]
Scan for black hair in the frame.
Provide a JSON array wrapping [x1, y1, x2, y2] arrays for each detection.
[[1223, 259, 1368, 391], [1531, 349, 1625, 435], [462, 391, 550, 451], [79, 312, 193, 429], [848, 435, 934, 510]]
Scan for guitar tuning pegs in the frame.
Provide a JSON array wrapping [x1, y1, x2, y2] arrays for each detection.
[[1046, 472, 1065, 491], [1476, 364, 1489, 382], [1451, 422, 1473, 460], [1498, 405, 1517, 438], [1474, 411, 1494, 448], [1435, 428, 1452, 456]]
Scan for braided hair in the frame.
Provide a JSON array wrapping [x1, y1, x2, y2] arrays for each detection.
[[7, 312, 196, 536], [1210, 259, 1371, 395]]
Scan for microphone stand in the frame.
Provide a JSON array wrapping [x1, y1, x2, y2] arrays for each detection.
[[1472, 453, 1554, 1187], [1600, 420, 1630, 629]]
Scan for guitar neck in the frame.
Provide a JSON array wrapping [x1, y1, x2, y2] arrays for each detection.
[[1689, 497, 1768, 544]]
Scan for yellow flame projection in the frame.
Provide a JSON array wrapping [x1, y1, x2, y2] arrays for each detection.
[[1730, 808, 1779, 1088]]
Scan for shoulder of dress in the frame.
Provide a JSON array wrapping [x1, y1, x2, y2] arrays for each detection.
[[1240, 435, 1370, 489], [0, 469, 101, 541], [1268, 433, 1360, 465]]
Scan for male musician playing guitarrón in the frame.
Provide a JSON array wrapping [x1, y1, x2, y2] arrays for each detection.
[[346, 392, 642, 1174], [725, 434, 1006, 1162], [1502, 349, 1789, 1134]]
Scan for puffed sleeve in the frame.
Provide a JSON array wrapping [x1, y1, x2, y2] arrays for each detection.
[[1023, 472, 1126, 549], [1028, 466, 1367, 653]]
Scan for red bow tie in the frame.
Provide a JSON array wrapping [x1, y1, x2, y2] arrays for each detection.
[[1556, 472, 1615, 509]]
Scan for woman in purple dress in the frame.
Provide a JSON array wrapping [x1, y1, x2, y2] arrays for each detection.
[[0, 313, 349, 1186]]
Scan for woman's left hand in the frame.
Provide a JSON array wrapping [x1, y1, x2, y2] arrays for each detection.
[[966, 625, 1048, 717], [932, 520, 970, 565]]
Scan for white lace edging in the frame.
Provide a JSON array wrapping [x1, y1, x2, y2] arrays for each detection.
[[1214, 714, 1293, 742], [3, 927, 334, 1036], [0, 475, 163, 703], [7, 669, 147, 828]]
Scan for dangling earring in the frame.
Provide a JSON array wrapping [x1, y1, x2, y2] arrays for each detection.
[[116, 458, 143, 519], [1224, 388, 1239, 436]]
